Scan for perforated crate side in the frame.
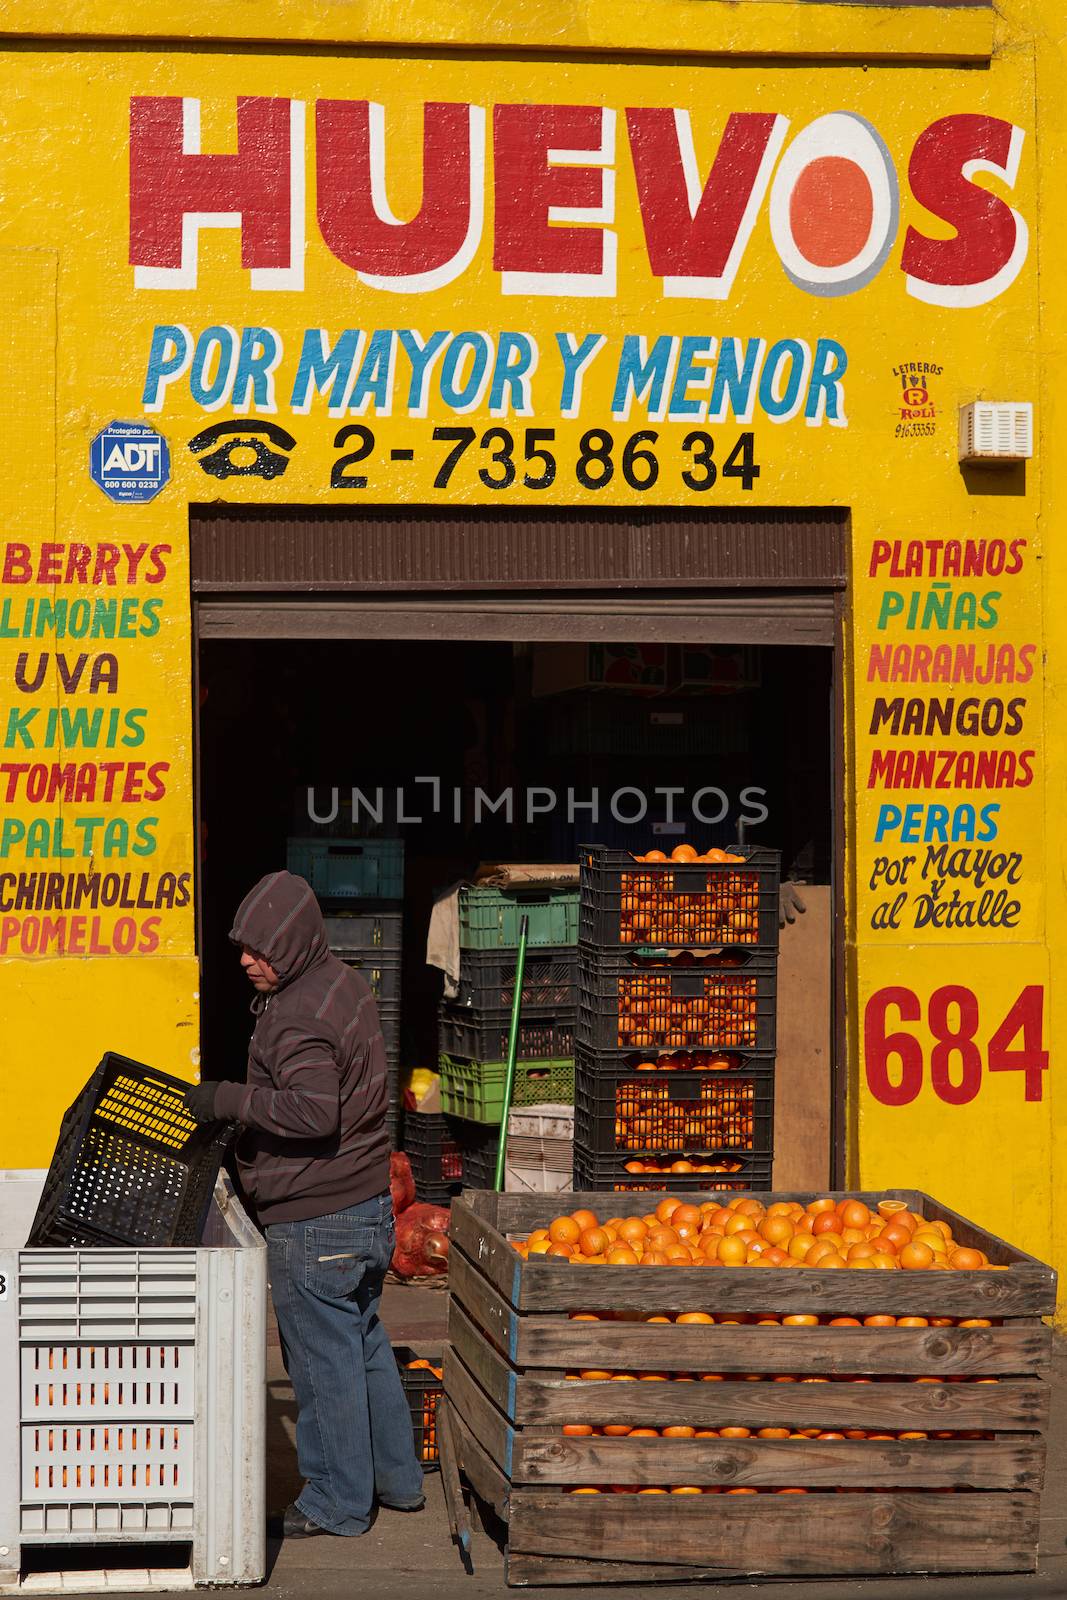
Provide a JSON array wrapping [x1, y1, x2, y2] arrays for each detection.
[[574, 1058, 775, 1161], [572, 1146, 774, 1196], [579, 843, 780, 952], [438, 1055, 575, 1124], [438, 1004, 575, 1063], [577, 951, 776, 1055], [1, 1171, 266, 1588], [455, 947, 578, 1010], [394, 1346, 444, 1470], [27, 1055, 233, 1251], [458, 887, 579, 950]]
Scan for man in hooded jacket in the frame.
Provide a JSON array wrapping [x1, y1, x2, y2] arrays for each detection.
[[185, 870, 424, 1538]]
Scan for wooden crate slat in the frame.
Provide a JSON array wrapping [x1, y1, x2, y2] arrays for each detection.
[[504, 1551, 744, 1586], [506, 1490, 1039, 1576], [518, 1317, 1051, 1377], [449, 1194, 527, 1306], [451, 1285, 1051, 1428], [516, 1260, 1053, 1317], [444, 1347, 515, 1475], [449, 1245, 520, 1360], [450, 1398, 511, 1522], [526, 1375, 1050, 1431], [513, 1434, 1043, 1490]]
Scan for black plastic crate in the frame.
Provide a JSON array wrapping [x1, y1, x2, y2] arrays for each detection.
[[574, 1047, 774, 1160], [27, 1053, 233, 1249], [404, 1110, 465, 1203], [324, 912, 403, 953], [379, 998, 401, 1057], [455, 1119, 503, 1191], [540, 693, 752, 759], [394, 1345, 444, 1469], [439, 1004, 574, 1063], [579, 843, 780, 952], [334, 949, 402, 1004], [455, 946, 577, 1011], [577, 947, 776, 1055], [572, 1145, 773, 1196]]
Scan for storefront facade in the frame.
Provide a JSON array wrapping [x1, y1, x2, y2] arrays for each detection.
[[1, 1, 1063, 1288]]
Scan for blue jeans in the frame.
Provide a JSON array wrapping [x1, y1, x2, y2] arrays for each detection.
[[266, 1191, 424, 1534]]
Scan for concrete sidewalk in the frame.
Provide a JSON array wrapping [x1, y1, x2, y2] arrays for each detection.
[[259, 1281, 1067, 1600]]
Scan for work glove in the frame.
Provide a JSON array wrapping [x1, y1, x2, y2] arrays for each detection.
[[778, 882, 808, 929], [183, 1081, 221, 1123]]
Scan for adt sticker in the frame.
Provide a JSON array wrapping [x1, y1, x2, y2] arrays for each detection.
[[90, 420, 170, 504]]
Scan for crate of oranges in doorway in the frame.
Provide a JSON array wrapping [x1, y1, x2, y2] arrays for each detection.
[[442, 1188, 1055, 1587], [579, 842, 780, 952]]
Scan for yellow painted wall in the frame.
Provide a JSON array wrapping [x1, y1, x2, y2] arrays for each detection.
[[0, 1, 1060, 1287]]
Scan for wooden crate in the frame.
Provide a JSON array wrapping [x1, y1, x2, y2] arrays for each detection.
[[444, 1188, 1055, 1587]]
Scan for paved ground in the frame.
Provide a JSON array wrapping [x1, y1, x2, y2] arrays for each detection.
[[73, 1280, 1067, 1599]]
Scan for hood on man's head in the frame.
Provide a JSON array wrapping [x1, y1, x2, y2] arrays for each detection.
[[230, 871, 329, 985]]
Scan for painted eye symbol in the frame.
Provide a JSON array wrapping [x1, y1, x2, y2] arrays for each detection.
[[188, 420, 297, 480]]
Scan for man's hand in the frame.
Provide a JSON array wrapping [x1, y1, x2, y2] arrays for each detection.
[[779, 882, 808, 929], [184, 1081, 221, 1123]]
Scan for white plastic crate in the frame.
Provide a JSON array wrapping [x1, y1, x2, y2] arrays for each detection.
[[959, 400, 1033, 461], [505, 1105, 573, 1194], [0, 1170, 266, 1592]]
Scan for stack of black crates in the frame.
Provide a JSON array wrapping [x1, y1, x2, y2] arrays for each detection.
[[408, 886, 579, 1196], [573, 844, 780, 1198], [287, 835, 405, 1140]]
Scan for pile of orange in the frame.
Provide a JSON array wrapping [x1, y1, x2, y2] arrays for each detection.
[[618, 844, 759, 945], [622, 1158, 745, 1177], [615, 1078, 755, 1152], [561, 1423, 993, 1441], [617, 972, 758, 1050], [514, 1195, 993, 1269], [630, 1053, 742, 1073]]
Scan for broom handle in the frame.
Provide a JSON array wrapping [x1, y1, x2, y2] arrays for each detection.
[[494, 915, 529, 1192]]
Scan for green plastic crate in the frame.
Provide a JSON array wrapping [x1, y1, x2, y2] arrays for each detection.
[[438, 1053, 575, 1124], [458, 887, 579, 950]]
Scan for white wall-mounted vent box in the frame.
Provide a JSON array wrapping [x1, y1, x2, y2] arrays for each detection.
[[959, 402, 1033, 463]]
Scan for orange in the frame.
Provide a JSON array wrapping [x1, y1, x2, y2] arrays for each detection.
[[949, 1247, 987, 1270], [840, 1200, 871, 1230], [757, 1427, 790, 1439], [602, 1424, 633, 1437], [812, 1212, 844, 1238], [719, 1427, 752, 1439], [605, 1245, 640, 1266], [717, 1236, 747, 1266], [562, 1424, 595, 1436], [899, 1241, 936, 1271], [570, 1210, 599, 1233], [897, 1316, 930, 1328], [567, 1487, 600, 1494], [545, 1242, 574, 1258], [677, 1312, 713, 1324], [783, 1314, 818, 1327], [671, 844, 700, 863], [828, 1316, 862, 1327], [630, 1428, 660, 1437], [579, 1227, 610, 1257], [867, 1253, 900, 1270], [655, 1198, 681, 1225], [617, 1218, 649, 1245], [579, 1370, 614, 1381], [662, 1426, 696, 1438], [549, 1217, 581, 1246], [863, 1315, 897, 1327], [670, 1486, 703, 1494]]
